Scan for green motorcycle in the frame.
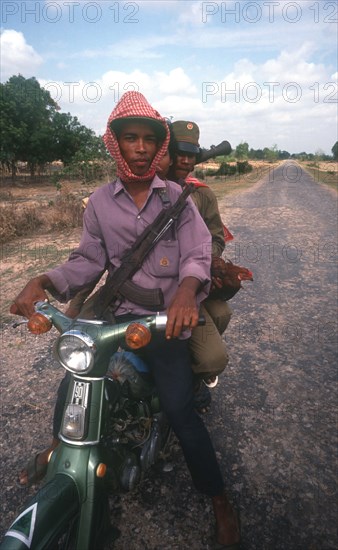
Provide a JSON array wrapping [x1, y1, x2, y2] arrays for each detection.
[[1, 301, 177, 549]]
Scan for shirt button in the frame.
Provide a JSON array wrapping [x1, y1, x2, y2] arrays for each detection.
[[137, 215, 141, 219]]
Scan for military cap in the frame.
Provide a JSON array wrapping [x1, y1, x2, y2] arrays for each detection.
[[171, 120, 200, 155]]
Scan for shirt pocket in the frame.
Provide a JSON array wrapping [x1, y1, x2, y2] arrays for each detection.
[[146, 241, 180, 278]]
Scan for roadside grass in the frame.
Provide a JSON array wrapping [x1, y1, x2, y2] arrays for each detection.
[[205, 163, 276, 200], [207, 161, 338, 198], [0, 193, 83, 244], [301, 162, 338, 192]]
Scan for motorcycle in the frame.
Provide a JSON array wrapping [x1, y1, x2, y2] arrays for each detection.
[[1, 301, 200, 549]]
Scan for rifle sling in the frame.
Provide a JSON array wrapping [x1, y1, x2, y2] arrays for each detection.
[[94, 183, 193, 318]]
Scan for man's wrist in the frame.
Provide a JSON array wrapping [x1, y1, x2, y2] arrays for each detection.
[[34, 274, 54, 290], [179, 276, 202, 295]]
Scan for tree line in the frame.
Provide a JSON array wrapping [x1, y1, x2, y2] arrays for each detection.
[[0, 75, 108, 180], [234, 142, 338, 162], [1, 75, 337, 183]]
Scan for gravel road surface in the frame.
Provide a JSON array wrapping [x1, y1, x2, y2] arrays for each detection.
[[0, 161, 337, 549]]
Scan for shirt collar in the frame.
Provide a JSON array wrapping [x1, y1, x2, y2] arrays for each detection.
[[112, 175, 167, 197]]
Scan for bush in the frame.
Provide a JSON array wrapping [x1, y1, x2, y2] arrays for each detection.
[[215, 161, 253, 176], [49, 192, 83, 230], [0, 203, 43, 243], [0, 184, 84, 243], [216, 162, 237, 176], [61, 158, 116, 184], [237, 161, 253, 174]]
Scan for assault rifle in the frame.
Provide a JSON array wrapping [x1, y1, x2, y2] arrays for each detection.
[[94, 183, 194, 319]]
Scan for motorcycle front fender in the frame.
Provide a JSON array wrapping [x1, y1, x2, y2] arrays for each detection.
[[0, 475, 79, 550]]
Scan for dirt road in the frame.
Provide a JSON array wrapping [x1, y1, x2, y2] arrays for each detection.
[[212, 161, 337, 549], [0, 161, 337, 549]]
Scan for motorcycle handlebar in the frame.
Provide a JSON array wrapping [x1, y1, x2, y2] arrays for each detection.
[[14, 304, 206, 334], [155, 313, 205, 330]]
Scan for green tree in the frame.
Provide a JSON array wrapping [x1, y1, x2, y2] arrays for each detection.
[[248, 148, 264, 160], [278, 150, 291, 159], [0, 75, 58, 178], [0, 74, 108, 180], [263, 144, 278, 162], [51, 112, 103, 165], [332, 141, 338, 160], [235, 142, 249, 159]]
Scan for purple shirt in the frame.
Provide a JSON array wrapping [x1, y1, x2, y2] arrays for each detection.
[[46, 176, 211, 316]]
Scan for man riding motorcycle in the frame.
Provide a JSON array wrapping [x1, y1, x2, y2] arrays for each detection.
[[11, 92, 240, 548]]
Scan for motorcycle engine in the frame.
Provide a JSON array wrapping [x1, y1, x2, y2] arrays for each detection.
[[139, 414, 163, 471], [107, 404, 170, 491], [105, 353, 171, 491]]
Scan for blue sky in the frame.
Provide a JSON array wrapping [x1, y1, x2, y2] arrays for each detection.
[[1, 0, 337, 154]]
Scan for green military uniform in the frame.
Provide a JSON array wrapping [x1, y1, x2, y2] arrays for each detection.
[[171, 120, 232, 379], [190, 185, 224, 257], [188, 184, 232, 377]]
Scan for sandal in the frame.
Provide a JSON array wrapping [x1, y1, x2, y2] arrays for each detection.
[[19, 454, 48, 487]]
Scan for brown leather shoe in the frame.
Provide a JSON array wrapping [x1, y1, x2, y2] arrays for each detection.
[[212, 493, 240, 548]]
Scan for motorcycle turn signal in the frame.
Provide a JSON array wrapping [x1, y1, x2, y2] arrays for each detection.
[[27, 312, 52, 334], [125, 323, 152, 349]]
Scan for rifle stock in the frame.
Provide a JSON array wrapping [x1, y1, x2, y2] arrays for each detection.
[[197, 140, 232, 164]]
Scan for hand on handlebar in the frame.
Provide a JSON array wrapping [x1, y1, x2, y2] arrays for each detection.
[[10, 275, 52, 319], [165, 277, 201, 339]]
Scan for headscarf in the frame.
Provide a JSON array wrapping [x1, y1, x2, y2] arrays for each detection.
[[103, 91, 170, 183]]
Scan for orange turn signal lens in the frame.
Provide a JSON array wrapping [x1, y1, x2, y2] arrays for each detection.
[[125, 323, 151, 349], [96, 463, 107, 478], [27, 313, 52, 334]]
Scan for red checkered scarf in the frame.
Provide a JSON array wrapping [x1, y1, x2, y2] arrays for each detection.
[[103, 91, 170, 183]]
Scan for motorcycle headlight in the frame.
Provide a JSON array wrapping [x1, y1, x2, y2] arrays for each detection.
[[54, 330, 96, 374]]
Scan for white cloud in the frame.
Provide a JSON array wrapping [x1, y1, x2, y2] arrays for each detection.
[[3, 17, 334, 156], [0, 30, 43, 82], [153, 68, 197, 95], [70, 33, 178, 62], [37, 51, 337, 155]]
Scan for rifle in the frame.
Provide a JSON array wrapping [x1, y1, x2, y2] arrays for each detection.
[[94, 183, 194, 319], [197, 140, 232, 164]]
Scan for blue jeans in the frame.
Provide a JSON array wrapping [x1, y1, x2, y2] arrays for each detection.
[[137, 333, 225, 496]]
